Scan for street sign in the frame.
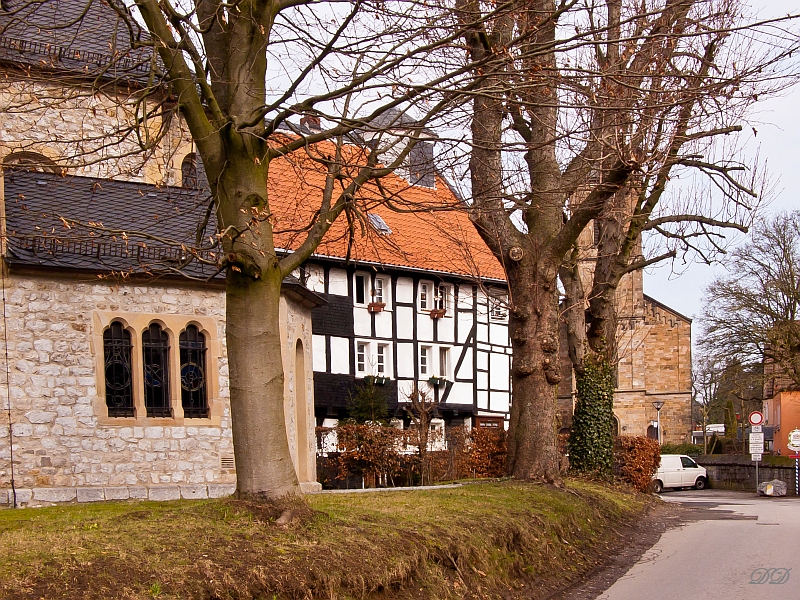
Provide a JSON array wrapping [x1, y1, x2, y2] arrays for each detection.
[[749, 432, 764, 445], [750, 444, 764, 454], [788, 429, 800, 452], [749, 411, 764, 426], [752, 453, 762, 461], [751, 425, 762, 433]]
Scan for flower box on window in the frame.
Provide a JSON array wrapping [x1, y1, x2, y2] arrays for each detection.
[[374, 376, 390, 386], [368, 302, 386, 313], [428, 376, 448, 387], [429, 308, 446, 319]]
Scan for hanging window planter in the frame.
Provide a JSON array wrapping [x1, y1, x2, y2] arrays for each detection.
[[368, 302, 386, 313], [428, 376, 447, 387], [429, 308, 446, 319], [374, 376, 390, 386]]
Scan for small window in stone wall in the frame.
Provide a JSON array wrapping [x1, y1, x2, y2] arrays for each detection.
[[180, 325, 209, 418], [103, 321, 135, 417], [142, 323, 172, 418]]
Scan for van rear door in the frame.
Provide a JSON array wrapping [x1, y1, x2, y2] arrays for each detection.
[[660, 456, 683, 488]]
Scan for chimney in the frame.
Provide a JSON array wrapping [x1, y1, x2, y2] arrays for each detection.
[[300, 114, 322, 133]]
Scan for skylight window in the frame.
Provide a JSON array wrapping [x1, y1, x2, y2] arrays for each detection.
[[368, 213, 392, 235]]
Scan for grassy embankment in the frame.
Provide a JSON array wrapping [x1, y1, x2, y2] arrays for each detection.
[[0, 479, 651, 599]]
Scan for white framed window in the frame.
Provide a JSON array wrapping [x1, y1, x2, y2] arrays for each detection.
[[419, 282, 430, 310], [373, 278, 384, 303], [357, 342, 367, 374], [434, 284, 451, 313], [377, 344, 389, 374], [420, 345, 431, 375], [354, 273, 367, 305], [489, 292, 508, 320], [439, 347, 450, 378]]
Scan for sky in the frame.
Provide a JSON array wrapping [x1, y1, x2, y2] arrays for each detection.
[[643, 1, 800, 339]]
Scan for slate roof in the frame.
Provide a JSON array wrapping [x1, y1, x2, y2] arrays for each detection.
[[3, 170, 219, 278], [0, 0, 154, 82]]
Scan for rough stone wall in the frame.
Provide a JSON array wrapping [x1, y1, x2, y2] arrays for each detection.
[[0, 77, 193, 184], [0, 271, 235, 504]]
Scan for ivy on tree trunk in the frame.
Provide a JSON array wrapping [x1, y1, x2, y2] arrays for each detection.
[[568, 357, 615, 477]]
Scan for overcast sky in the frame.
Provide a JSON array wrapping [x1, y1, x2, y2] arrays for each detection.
[[643, 1, 800, 341]]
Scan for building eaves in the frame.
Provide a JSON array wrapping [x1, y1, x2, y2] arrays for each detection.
[[643, 293, 693, 323]]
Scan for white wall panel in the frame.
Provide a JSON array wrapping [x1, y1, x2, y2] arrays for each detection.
[[477, 390, 489, 410], [306, 264, 325, 293], [476, 350, 489, 370], [490, 391, 510, 414], [477, 371, 488, 390], [455, 347, 472, 379], [457, 286, 473, 309], [477, 323, 489, 343], [490, 354, 510, 391], [397, 343, 415, 378], [328, 268, 348, 296], [396, 277, 414, 303], [489, 323, 508, 346], [447, 381, 472, 405], [397, 379, 416, 404], [458, 312, 473, 343], [438, 317, 454, 343], [312, 334, 327, 372], [353, 308, 371, 336], [397, 306, 414, 339], [417, 313, 434, 342], [375, 311, 393, 338], [330, 336, 350, 374]]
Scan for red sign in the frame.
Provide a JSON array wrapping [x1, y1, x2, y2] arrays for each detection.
[[749, 411, 764, 426]]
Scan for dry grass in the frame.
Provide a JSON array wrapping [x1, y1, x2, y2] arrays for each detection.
[[0, 479, 651, 599]]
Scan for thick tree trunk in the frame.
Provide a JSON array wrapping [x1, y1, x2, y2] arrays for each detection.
[[226, 267, 301, 499], [505, 260, 562, 483]]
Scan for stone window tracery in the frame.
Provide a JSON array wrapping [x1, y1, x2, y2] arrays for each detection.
[[142, 323, 172, 418], [180, 325, 209, 418], [103, 321, 135, 417]]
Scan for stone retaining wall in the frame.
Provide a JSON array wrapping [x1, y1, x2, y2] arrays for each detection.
[[0, 483, 237, 507], [696, 455, 799, 494]]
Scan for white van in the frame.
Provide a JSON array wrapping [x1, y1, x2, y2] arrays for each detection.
[[652, 454, 707, 493]]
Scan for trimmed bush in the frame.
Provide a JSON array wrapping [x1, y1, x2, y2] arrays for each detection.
[[661, 443, 703, 457], [613, 436, 661, 492]]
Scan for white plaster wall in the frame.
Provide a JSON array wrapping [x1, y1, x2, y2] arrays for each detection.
[[353, 308, 371, 337], [455, 348, 473, 379], [375, 311, 392, 338], [396, 277, 413, 303], [438, 317, 454, 343], [396, 343, 414, 378], [489, 323, 508, 346], [329, 337, 350, 374], [306, 265, 325, 293], [417, 314, 434, 342], [328, 269, 348, 296], [396, 307, 414, 339], [458, 312, 473, 343], [490, 391, 510, 414], [490, 354, 510, 391], [477, 390, 488, 410], [477, 323, 489, 343], [312, 334, 327, 372], [448, 382, 472, 404]]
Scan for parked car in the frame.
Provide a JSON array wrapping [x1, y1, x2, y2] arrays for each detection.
[[652, 454, 708, 493]]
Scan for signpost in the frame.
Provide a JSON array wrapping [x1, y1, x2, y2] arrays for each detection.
[[787, 429, 800, 496], [749, 412, 766, 492]]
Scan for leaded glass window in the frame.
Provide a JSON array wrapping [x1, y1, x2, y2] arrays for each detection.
[[142, 323, 171, 417], [103, 321, 134, 417], [180, 325, 208, 418]]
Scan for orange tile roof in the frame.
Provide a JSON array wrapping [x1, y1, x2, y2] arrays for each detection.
[[268, 144, 506, 281]]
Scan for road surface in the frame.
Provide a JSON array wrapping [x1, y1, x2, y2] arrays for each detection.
[[597, 489, 798, 600]]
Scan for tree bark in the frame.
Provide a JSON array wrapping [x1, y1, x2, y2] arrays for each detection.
[[505, 258, 562, 482]]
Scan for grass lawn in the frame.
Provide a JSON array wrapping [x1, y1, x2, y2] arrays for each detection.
[[0, 479, 651, 599]]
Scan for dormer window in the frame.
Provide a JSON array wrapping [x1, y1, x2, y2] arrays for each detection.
[[368, 213, 392, 235]]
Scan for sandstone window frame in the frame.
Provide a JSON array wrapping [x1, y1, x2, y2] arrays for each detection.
[[91, 312, 223, 427]]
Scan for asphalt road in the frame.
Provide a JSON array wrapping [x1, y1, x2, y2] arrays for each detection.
[[597, 489, 798, 600]]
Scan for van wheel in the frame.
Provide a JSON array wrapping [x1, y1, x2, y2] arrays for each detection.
[[695, 477, 707, 490], [652, 480, 663, 494]]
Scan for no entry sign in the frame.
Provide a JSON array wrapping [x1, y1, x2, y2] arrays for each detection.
[[749, 411, 764, 426]]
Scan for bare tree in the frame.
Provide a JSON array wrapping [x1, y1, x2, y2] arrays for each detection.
[[457, 0, 798, 481], [702, 212, 800, 393], [403, 383, 441, 485], [0, 0, 489, 502]]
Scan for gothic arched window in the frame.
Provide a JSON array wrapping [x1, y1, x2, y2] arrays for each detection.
[[181, 153, 207, 189], [103, 321, 134, 417], [179, 325, 208, 418], [3, 151, 59, 174], [142, 323, 172, 417]]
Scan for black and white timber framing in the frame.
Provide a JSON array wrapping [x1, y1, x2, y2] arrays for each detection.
[[301, 258, 512, 428]]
